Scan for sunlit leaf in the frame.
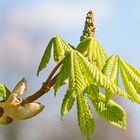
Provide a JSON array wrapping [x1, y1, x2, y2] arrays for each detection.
[[88, 92, 127, 129], [119, 57, 140, 86], [77, 38, 108, 70], [76, 51, 130, 100], [54, 54, 70, 94], [58, 36, 73, 52], [102, 55, 119, 101], [77, 37, 93, 56], [37, 36, 73, 76], [37, 37, 54, 76], [53, 36, 65, 62], [77, 92, 94, 140], [69, 50, 86, 96], [126, 63, 140, 94], [94, 39, 108, 70], [61, 89, 75, 118], [120, 63, 140, 103]]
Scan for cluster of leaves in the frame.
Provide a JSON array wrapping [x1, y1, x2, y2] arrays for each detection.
[[37, 36, 140, 140]]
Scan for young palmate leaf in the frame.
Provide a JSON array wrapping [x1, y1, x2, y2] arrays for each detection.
[[0, 84, 10, 99], [87, 91, 126, 129], [69, 50, 86, 95], [77, 37, 94, 58], [37, 36, 72, 76], [102, 55, 119, 102], [119, 57, 140, 87], [77, 37, 108, 70], [127, 63, 140, 94], [97, 53, 140, 103], [76, 51, 130, 100], [56, 50, 86, 117], [102, 55, 119, 84], [120, 67, 140, 103], [55, 50, 94, 139], [95, 39, 108, 70], [54, 53, 70, 94], [119, 57, 140, 103], [61, 89, 75, 117], [37, 37, 54, 76], [53, 36, 65, 62], [57, 49, 130, 139], [59, 50, 86, 115], [77, 92, 94, 140]]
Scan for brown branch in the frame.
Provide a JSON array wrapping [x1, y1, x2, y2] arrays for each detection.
[[24, 60, 63, 103], [24, 87, 50, 103], [44, 60, 63, 86]]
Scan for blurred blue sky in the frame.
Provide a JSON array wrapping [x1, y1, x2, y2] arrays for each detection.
[[0, 0, 140, 140]]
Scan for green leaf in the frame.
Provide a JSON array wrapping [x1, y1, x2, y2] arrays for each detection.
[[53, 36, 65, 62], [69, 50, 86, 96], [119, 57, 140, 85], [58, 36, 73, 53], [76, 51, 130, 100], [102, 55, 119, 101], [86, 84, 99, 100], [0, 84, 11, 99], [94, 39, 108, 70], [77, 37, 97, 62], [54, 54, 70, 94], [120, 64, 140, 103], [88, 92, 127, 129], [127, 63, 140, 78], [86, 38, 94, 62], [37, 36, 73, 76], [77, 37, 93, 56], [37, 37, 54, 76], [77, 92, 94, 140], [126, 63, 140, 94], [61, 89, 75, 117], [102, 55, 119, 84], [77, 38, 108, 70], [119, 57, 140, 95]]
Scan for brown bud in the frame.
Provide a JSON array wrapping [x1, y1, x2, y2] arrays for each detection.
[[0, 114, 13, 125], [0, 78, 44, 121], [0, 107, 4, 117], [0, 103, 13, 125], [4, 99, 44, 120], [15, 102, 44, 120]]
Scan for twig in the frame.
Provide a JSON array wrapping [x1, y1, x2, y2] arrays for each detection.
[[24, 60, 63, 103]]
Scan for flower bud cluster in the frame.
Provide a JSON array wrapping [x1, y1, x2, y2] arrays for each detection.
[[80, 10, 96, 41]]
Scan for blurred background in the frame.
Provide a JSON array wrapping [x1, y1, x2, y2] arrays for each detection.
[[0, 0, 140, 140]]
